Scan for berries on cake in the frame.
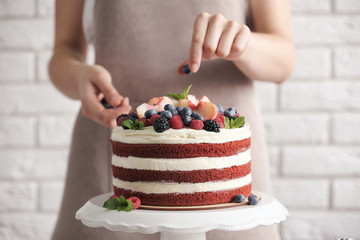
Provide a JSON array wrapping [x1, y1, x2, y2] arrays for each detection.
[[110, 85, 252, 207]]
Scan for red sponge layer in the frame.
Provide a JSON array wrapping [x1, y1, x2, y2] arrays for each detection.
[[112, 161, 251, 183], [113, 184, 252, 206], [110, 138, 251, 158]]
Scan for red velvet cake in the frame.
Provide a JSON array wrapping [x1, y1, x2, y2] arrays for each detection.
[[110, 87, 252, 207]]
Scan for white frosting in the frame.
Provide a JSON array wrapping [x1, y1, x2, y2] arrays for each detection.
[[111, 123, 251, 144], [112, 149, 251, 171], [113, 174, 252, 194]]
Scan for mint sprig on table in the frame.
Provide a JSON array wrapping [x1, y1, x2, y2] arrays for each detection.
[[224, 116, 245, 129], [103, 195, 134, 212], [121, 119, 144, 130], [166, 84, 192, 100]]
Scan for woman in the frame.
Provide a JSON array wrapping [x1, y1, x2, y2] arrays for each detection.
[[49, 0, 295, 239]]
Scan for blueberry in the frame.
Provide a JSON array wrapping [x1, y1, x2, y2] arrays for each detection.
[[169, 108, 178, 116], [164, 104, 175, 111], [144, 109, 157, 119], [248, 194, 259, 205], [160, 110, 173, 120], [180, 107, 192, 116], [101, 98, 116, 109], [233, 194, 245, 203], [130, 111, 138, 119], [176, 106, 183, 113], [182, 64, 191, 75], [216, 104, 224, 113], [191, 112, 204, 121], [224, 107, 236, 119], [182, 115, 192, 126]]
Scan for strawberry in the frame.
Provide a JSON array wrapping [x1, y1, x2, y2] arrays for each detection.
[[214, 112, 225, 128], [128, 196, 141, 209], [190, 119, 204, 130], [149, 114, 161, 125], [169, 115, 184, 129]]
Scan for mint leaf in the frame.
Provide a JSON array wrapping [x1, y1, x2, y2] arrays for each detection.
[[134, 119, 144, 130], [166, 93, 182, 100], [166, 84, 192, 100], [233, 116, 245, 128], [103, 198, 118, 210], [122, 119, 135, 129], [123, 200, 134, 212], [225, 117, 231, 129], [224, 116, 245, 129]]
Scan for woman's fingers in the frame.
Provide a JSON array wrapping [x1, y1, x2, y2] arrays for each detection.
[[228, 25, 251, 59], [189, 12, 210, 72], [202, 14, 226, 60], [217, 21, 242, 58], [89, 65, 122, 107]]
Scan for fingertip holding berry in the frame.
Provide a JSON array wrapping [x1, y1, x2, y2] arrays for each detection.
[[101, 98, 117, 109], [182, 64, 192, 75]]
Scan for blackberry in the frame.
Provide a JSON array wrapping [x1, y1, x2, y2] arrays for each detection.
[[203, 120, 220, 133], [116, 114, 128, 122], [153, 117, 170, 133]]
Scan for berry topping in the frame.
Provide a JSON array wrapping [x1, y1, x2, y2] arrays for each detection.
[[101, 98, 116, 109], [233, 194, 245, 203], [109, 194, 118, 199], [139, 117, 151, 127], [160, 110, 173, 120], [216, 104, 224, 113], [182, 115, 192, 126], [180, 107, 192, 116], [214, 113, 225, 128], [164, 104, 175, 111], [149, 114, 161, 125], [144, 109, 157, 119], [130, 111, 138, 119], [169, 115, 184, 129], [190, 119, 204, 130], [203, 120, 220, 132], [248, 194, 259, 205], [191, 112, 204, 121], [176, 106, 183, 113], [116, 114, 129, 126], [128, 196, 141, 209], [224, 107, 236, 119], [195, 102, 218, 120], [182, 64, 191, 75], [186, 94, 199, 108], [153, 117, 170, 133]]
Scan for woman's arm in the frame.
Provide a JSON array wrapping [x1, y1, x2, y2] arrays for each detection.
[[49, 0, 131, 128], [178, 0, 295, 84]]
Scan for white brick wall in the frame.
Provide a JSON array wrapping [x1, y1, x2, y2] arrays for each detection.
[[0, 1, 359, 240]]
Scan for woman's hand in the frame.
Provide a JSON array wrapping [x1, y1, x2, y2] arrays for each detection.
[[177, 12, 251, 74], [79, 65, 132, 128]]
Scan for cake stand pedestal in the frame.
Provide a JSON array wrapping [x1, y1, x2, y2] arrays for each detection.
[[75, 191, 288, 240]]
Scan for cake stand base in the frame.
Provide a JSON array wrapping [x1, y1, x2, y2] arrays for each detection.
[[76, 191, 288, 240], [161, 232, 205, 240]]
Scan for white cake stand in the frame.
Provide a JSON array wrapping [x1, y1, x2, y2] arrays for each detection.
[[76, 191, 288, 240]]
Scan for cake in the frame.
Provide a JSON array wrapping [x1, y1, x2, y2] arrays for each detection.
[[109, 85, 252, 207]]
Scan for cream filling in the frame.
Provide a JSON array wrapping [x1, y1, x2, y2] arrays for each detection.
[[113, 174, 252, 194], [111, 123, 251, 144], [112, 149, 251, 171]]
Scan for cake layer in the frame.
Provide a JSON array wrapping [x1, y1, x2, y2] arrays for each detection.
[[112, 162, 251, 183], [113, 174, 251, 194], [113, 183, 252, 206], [110, 138, 250, 158], [111, 124, 251, 144], [112, 149, 251, 171]]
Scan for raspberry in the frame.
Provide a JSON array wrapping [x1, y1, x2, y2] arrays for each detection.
[[169, 115, 184, 129], [139, 117, 151, 127], [109, 194, 118, 199], [190, 119, 204, 130], [214, 113, 225, 128], [203, 120, 220, 132], [116, 114, 129, 126], [149, 114, 161, 125], [128, 196, 141, 209], [153, 117, 170, 133]]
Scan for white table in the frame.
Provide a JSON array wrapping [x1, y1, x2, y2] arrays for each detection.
[[76, 191, 288, 240]]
